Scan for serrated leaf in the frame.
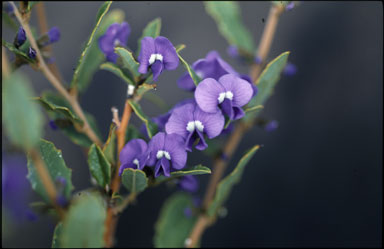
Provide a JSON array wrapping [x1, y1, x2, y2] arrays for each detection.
[[177, 53, 201, 86], [88, 144, 111, 188], [205, 1, 255, 54], [244, 52, 290, 122], [115, 47, 140, 78], [154, 193, 197, 248], [70, 4, 126, 93], [27, 139, 74, 203], [121, 168, 148, 193], [207, 145, 260, 217], [34, 96, 83, 125], [2, 40, 35, 63], [3, 72, 43, 149], [136, 18, 161, 56], [51, 222, 63, 248], [128, 100, 158, 138], [60, 192, 106, 248], [171, 165, 211, 177], [100, 62, 135, 85], [103, 124, 116, 165]]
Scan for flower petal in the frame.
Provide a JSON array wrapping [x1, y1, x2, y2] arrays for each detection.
[[165, 102, 195, 139], [177, 72, 197, 91], [164, 133, 187, 170], [154, 36, 179, 70], [232, 105, 245, 120], [218, 74, 254, 107], [116, 22, 131, 45], [220, 98, 234, 120], [151, 60, 164, 81], [119, 139, 148, 165], [138, 37, 156, 74], [193, 105, 224, 139], [147, 132, 166, 166], [195, 78, 225, 113], [161, 157, 171, 177], [195, 130, 208, 151], [98, 34, 115, 54]]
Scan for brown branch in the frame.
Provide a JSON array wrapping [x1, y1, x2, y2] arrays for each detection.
[[186, 3, 285, 248], [10, 1, 102, 147], [2, 47, 11, 78], [104, 99, 132, 248]]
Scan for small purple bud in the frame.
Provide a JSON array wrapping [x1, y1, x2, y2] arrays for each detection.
[[49, 120, 58, 130], [3, 2, 14, 14], [25, 209, 38, 222], [15, 26, 26, 48], [56, 195, 68, 207], [55, 176, 67, 187], [227, 45, 239, 58], [286, 2, 295, 11], [184, 207, 192, 218], [47, 27, 60, 44], [254, 56, 262, 64], [265, 120, 279, 132], [283, 62, 297, 76], [28, 47, 36, 59]]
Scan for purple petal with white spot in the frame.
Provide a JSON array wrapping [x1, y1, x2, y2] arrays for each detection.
[[218, 74, 253, 107], [164, 133, 187, 170], [147, 132, 166, 166], [119, 139, 148, 174], [138, 36, 156, 74], [165, 102, 195, 138], [195, 78, 225, 113], [154, 36, 179, 70], [193, 104, 225, 139]]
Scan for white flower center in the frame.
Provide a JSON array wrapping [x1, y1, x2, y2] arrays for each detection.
[[186, 120, 204, 132], [149, 53, 163, 65], [156, 150, 171, 160], [132, 158, 139, 168], [218, 91, 234, 104]]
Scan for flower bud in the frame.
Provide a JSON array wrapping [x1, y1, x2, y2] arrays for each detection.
[[14, 27, 26, 48]]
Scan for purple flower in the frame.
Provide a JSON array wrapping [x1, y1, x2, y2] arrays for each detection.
[[165, 101, 224, 151], [177, 50, 238, 91], [178, 175, 199, 193], [195, 74, 254, 120], [47, 27, 60, 44], [119, 139, 149, 175], [265, 120, 279, 132], [283, 62, 297, 76], [99, 22, 131, 63], [147, 132, 187, 177], [138, 36, 179, 81], [28, 47, 36, 59], [15, 26, 26, 48], [3, 2, 14, 13]]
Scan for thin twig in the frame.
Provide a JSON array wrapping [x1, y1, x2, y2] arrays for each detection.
[[186, 4, 285, 247], [10, 1, 102, 146]]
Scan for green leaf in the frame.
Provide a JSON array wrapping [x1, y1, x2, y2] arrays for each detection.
[[154, 193, 197, 248], [175, 44, 186, 53], [136, 83, 157, 98], [136, 18, 162, 56], [115, 47, 140, 78], [103, 124, 117, 165], [2, 12, 18, 30], [70, 4, 126, 93], [207, 145, 260, 217], [128, 100, 158, 138], [121, 168, 148, 193], [51, 223, 63, 248], [205, 1, 255, 54], [125, 124, 143, 144], [244, 51, 290, 122], [177, 53, 201, 86], [2, 72, 43, 150], [244, 104, 264, 114], [27, 139, 74, 203], [34, 96, 83, 125], [2, 40, 35, 64], [100, 62, 135, 85], [171, 165, 211, 177], [88, 144, 111, 188], [60, 192, 106, 248], [27, 1, 39, 12]]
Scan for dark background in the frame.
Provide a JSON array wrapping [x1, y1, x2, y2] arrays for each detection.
[[2, 1, 382, 247]]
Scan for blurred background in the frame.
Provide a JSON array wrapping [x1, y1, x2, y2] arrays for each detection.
[[2, 1, 382, 247]]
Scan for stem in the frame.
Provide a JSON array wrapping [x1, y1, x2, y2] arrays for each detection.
[[186, 4, 285, 247], [2, 47, 11, 78], [35, 1, 64, 82], [104, 99, 132, 248], [10, 1, 102, 146], [112, 192, 137, 215]]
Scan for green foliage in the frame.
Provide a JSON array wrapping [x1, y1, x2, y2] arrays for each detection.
[[205, 1, 255, 54], [207, 145, 260, 217], [103, 124, 117, 165], [171, 165, 211, 177], [51, 223, 63, 248], [136, 18, 162, 56], [136, 83, 157, 99], [60, 192, 106, 248], [244, 104, 264, 114], [115, 47, 140, 78], [2, 72, 43, 150], [177, 53, 201, 86], [88, 144, 111, 188], [27, 139, 74, 203], [2, 40, 35, 64], [154, 193, 197, 248], [121, 168, 148, 193], [2, 11, 18, 30], [27, 1, 39, 12], [70, 3, 125, 93], [100, 62, 135, 85], [244, 51, 290, 122], [128, 100, 158, 138], [125, 124, 143, 144]]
